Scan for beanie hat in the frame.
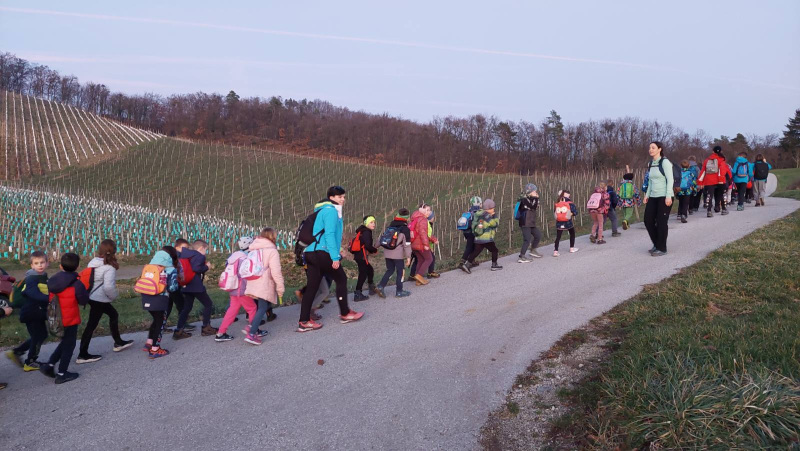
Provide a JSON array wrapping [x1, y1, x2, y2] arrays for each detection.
[[237, 236, 253, 251], [469, 196, 483, 207], [397, 209, 410, 220], [363, 215, 376, 227], [525, 183, 538, 193], [623, 173, 634, 180], [483, 198, 496, 210], [713, 145, 722, 153]]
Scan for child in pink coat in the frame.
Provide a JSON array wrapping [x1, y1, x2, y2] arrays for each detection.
[[215, 237, 258, 342], [243, 228, 285, 345]]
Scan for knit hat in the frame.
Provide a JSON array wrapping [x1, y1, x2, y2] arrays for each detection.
[[525, 183, 538, 193], [713, 145, 722, 153], [469, 196, 483, 207], [483, 198, 496, 210], [150, 250, 174, 267], [363, 215, 376, 227], [237, 236, 253, 251], [623, 173, 634, 180], [397, 209, 410, 220]]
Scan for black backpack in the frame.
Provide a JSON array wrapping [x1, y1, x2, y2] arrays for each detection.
[[753, 161, 769, 180], [293, 210, 324, 266], [379, 226, 402, 250], [653, 158, 681, 191]]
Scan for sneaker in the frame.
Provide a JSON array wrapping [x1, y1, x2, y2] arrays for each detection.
[[622, 220, 629, 230], [681, 216, 688, 223], [6, 350, 23, 368], [649, 246, 657, 254], [113, 340, 134, 352], [553, 251, 559, 257], [426, 272, 441, 278], [23, 361, 41, 372], [460, 262, 472, 274], [76, 354, 102, 364], [148, 348, 170, 359], [172, 330, 192, 340], [490, 263, 503, 271], [215, 333, 234, 342], [266, 312, 277, 322], [707, 211, 713, 218], [395, 290, 411, 298], [201, 325, 218, 336], [528, 250, 543, 259], [754, 202, 761, 207], [569, 247, 579, 253], [340, 310, 364, 324], [55, 371, 79, 384], [721, 209, 729, 215], [589, 235, 597, 243], [651, 250, 667, 257], [256, 329, 269, 338], [40, 363, 55, 378], [737, 205, 744, 211], [517, 256, 531, 263], [597, 240, 606, 244], [468, 261, 480, 268], [297, 320, 323, 332], [142, 343, 152, 352], [412, 274, 429, 285], [244, 334, 262, 345], [353, 292, 369, 302], [163, 327, 175, 333], [611, 232, 621, 237], [375, 286, 386, 299]]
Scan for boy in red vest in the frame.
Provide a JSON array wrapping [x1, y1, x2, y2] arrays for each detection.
[[39, 253, 89, 384]]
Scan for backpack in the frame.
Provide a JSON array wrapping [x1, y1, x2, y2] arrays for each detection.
[[735, 162, 749, 178], [753, 161, 769, 180], [218, 257, 242, 292], [293, 210, 323, 266], [9, 276, 47, 308], [705, 158, 719, 174], [239, 250, 265, 281], [178, 258, 195, 287], [619, 181, 633, 200], [456, 211, 473, 231], [379, 226, 401, 250], [349, 230, 363, 254], [586, 192, 604, 210], [554, 201, 572, 222], [654, 158, 681, 191], [680, 170, 693, 190], [513, 201, 524, 221], [78, 267, 95, 293], [134, 264, 167, 296], [47, 294, 63, 337]]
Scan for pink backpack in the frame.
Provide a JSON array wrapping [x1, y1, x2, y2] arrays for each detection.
[[218, 257, 242, 292], [238, 249, 265, 281], [586, 192, 604, 210]]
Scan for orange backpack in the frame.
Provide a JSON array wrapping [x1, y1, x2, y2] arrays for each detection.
[[134, 264, 167, 296], [78, 267, 95, 292]]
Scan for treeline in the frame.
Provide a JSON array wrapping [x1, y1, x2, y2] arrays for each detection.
[[0, 51, 791, 171]]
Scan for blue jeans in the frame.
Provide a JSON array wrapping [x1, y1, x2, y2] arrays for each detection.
[[249, 298, 271, 335], [14, 320, 48, 363], [379, 259, 405, 293], [48, 325, 78, 374]]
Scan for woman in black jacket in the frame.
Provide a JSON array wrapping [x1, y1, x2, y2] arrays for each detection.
[[352, 216, 379, 301]]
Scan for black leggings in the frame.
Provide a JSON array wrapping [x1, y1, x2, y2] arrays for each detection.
[[300, 251, 350, 322], [554, 228, 575, 251], [644, 197, 672, 252], [704, 185, 725, 212], [165, 290, 184, 322], [677, 194, 690, 217], [736, 182, 748, 206], [148, 311, 166, 347], [48, 325, 78, 374], [355, 259, 374, 291], [80, 300, 123, 354], [461, 233, 475, 261], [467, 242, 499, 264]]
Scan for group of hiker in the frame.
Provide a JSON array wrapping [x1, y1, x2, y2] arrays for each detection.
[[0, 142, 772, 387]]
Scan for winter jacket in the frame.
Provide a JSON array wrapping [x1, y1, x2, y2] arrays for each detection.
[[698, 153, 731, 186], [410, 211, 431, 251], [48, 271, 89, 327], [304, 200, 344, 262], [18, 269, 49, 323], [179, 248, 208, 293], [588, 187, 611, 214], [732, 157, 754, 184], [462, 206, 481, 236], [606, 186, 619, 210], [688, 161, 700, 180], [678, 167, 698, 197], [141, 250, 179, 312], [555, 201, 579, 230], [352, 226, 378, 262], [225, 250, 249, 297], [244, 237, 285, 304], [517, 195, 539, 228], [753, 161, 772, 181], [382, 219, 413, 260], [472, 210, 499, 243], [87, 257, 118, 303], [645, 157, 675, 199]]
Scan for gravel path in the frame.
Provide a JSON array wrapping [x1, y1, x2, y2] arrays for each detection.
[[1, 196, 796, 451]]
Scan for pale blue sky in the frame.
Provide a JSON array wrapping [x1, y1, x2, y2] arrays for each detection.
[[1, 0, 798, 138]]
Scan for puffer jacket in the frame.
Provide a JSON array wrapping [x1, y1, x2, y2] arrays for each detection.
[[244, 237, 285, 304], [87, 257, 118, 303], [48, 271, 89, 327], [699, 153, 731, 186], [226, 250, 248, 297], [18, 269, 49, 323], [179, 248, 209, 293], [409, 211, 431, 251], [472, 210, 499, 243], [732, 156, 754, 184]]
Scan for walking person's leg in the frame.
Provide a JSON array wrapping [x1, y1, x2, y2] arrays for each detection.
[[299, 253, 324, 323], [704, 185, 714, 212], [355, 259, 368, 293], [196, 291, 213, 327], [79, 300, 103, 356], [519, 226, 532, 257], [394, 259, 405, 293], [608, 209, 619, 234], [462, 233, 475, 262], [378, 259, 394, 289], [656, 199, 672, 252], [736, 182, 747, 207], [417, 250, 433, 277], [568, 228, 576, 248], [218, 296, 242, 335], [326, 262, 352, 317], [530, 227, 542, 254], [56, 325, 78, 375], [103, 303, 124, 346], [554, 229, 563, 252], [466, 243, 487, 264], [176, 293, 195, 331], [249, 299, 271, 336], [25, 321, 47, 364], [486, 242, 499, 264], [644, 199, 658, 249]]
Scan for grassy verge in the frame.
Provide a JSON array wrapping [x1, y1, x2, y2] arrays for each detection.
[[772, 168, 800, 200], [544, 209, 800, 448]]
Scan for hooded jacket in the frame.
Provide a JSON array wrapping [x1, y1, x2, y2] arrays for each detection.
[[472, 209, 499, 243], [382, 219, 413, 260], [48, 271, 89, 327], [304, 200, 344, 262], [699, 153, 731, 186], [87, 257, 118, 303], [225, 250, 248, 297], [462, 205, 481, 236], [244, 237, 285, 304], [351, 225, 378, 262], [18, 269, 49, 323], [179, 248, 208, 293], [678, 167, 699, 196], [140, 250, 179, 312], [517, 195, 539, 228], [732, 156, 754, 184], [409, 210, 431, 251]]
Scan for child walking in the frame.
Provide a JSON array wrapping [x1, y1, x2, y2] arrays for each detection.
[[618, 172, 640, 230], [676, 160, 698, 223], [7, 251, 49, 372], [164, 238, 189, 333], [460, 199, 502, 273], [175, 240, 216, 338], [39, 253, 89, 384], [140, 248, 180, 358], [517, 183, 543, 262], [553, 190, 579, 257], [215, 237, 257, 342], [587, 184, 610, 244], [352, 216, 379, 301], [244, 228, 285, 345], [376, 208, 413, 298], [409, 203, 434, 286], [604, 179, 621, 237]]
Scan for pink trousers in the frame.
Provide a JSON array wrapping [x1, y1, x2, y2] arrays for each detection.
[[218, 295, 257, 334]]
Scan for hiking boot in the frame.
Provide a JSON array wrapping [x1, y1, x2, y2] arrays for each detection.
[[297, 319, 323, 332], [113, 340, 134, 352], [395, 290, 411, 298], [340, 310, 364, 324], [707, 211, 713, 218], [688, 209, 694, 215], [266, 312, 277, 322], [460, 262, 472, 274], [651, 250, 667, 257], [148, 348, 170, 359], [23, 361, 41, 372], [589, 235, 597, 243], [754, 202, 760, 207], [760, 199, 765, 206], [681, 215, 688, 223], [375, 286, 386, 299], [427, 272, 441, 278], [517, 256, 532, 263], [215, 333, 234, 342], [172, 330, 192, 340], [76, 353, 102, 364], [353, 291, 369, 302], [183, 324, 197, 331], [597, 239, 606, 244], [737, 205, 744, 211], [412, 274, 429, 285], [369, 284, 380, 295], [6, 350, 23, 368], [721, 209, 729, 215], [201, 325, 218, 336], [622, 220, 629, 230], [611, 232, 621, 237], [490, 263, 503, 271], [244, 334, 262, 345], [553, 251, 560, 257], [40, 363, 55, 378], [528, 250, 543, 259], [569, 247, 579, 253], [55, 371, 79, 384]]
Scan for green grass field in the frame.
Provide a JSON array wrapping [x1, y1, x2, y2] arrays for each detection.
[[772, 167, 800, 200]]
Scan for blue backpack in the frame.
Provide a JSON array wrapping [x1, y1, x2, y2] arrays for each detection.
[[680, 170, 692, 190], [456, 211, 473, 231], [513, 201, 523, 221]]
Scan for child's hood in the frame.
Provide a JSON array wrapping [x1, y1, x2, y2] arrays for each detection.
[[88, 257, 106, 268], [410, 210, 428, 222], [48, 271, 79, 294], [227, 250, 248, 264], [25, 268, 46, 277], [735, 156, 749, 164], [150, 250, 174, 267], [249, 237, 276, 251]]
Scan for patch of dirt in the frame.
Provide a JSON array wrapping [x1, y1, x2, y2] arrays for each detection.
[[479, 319, 612, 450]]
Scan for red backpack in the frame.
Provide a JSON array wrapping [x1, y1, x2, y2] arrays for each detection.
[[349, 230, 363, 254], [554, 201, 573, 222], [179, 258, 195, 287], [78, 267, 95, 293]]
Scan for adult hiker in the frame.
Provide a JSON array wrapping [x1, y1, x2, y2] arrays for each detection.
[[643, 141, 674, 257], [297, 186, 363, 332], [752, 154, 772, 206], [698, 145, 732, 217], [516, 183, 543, 262]]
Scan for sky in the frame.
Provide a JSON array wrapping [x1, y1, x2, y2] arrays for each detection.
[[1, 0, 798, 138]]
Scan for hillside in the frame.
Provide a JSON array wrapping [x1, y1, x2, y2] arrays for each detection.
[[0, 90, 162, 179]]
